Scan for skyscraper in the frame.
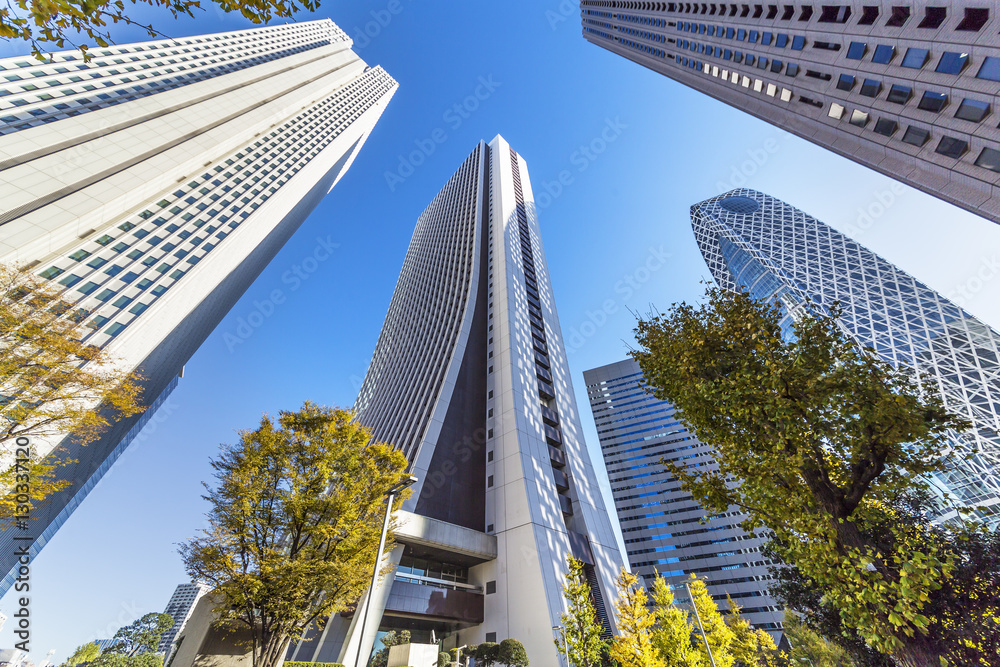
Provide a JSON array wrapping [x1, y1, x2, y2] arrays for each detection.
[[0, 19, 396, 596], [158, 582, 211, 659], [288, 136, 625, 666], [692, 188, 1000, 525], [580, 2, 1000, 225], [583, 358, 784, 636]]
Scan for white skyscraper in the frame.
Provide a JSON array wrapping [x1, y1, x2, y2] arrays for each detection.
[[0, 19, 396, 595], [158, 582, 212, 659]]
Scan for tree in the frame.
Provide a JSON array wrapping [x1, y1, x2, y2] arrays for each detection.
[[723, 598, 780, 667], [648, 577, 699, 667], [0, 0, 320, 61], [610, 569, 664, 667], [105, 612, 174, 656], [61, 643, 101, 667], [438, 653, 451, 667], [497, 639, 528, 667], [781, 610, 856, 667], [371, 630, 411, 667], [474, 642, 500, 667], [0, 265, 144, 518], [178, 403, 411, 667], [555, 556, 607, 667], [632, 287, 975, 666], [684, 576, 734, 667]]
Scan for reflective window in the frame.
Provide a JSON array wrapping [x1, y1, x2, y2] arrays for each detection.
[[935, 136, 968, 159], [846, 41, 866, 60], [901, 48, 929, 69], [761, 32, 773, 45], [901, 126, 930, 146], [917, 91, 948, 112], [836, 73, 855, 91], [936, 52, 969, 75], [976, 57, 1000, 82], [791, 35, 805, 50], [872, 45, 895, 64], [873, 118, 898, 136], [860, 79, 882, 97], [786, 63, 799, 76], [975, 147, 1000, 173], [955, 99, 990, 123], [886, 84, 912, 104], [775, 33, 788, 48]]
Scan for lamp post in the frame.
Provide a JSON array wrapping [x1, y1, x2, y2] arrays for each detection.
[[552, 625, 569, 667], [353, 475, 418, 667], [682, 580, 717, 667]]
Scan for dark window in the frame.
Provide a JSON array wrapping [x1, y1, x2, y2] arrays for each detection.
[[886, 84, 912, 104], [766, 5, 778, 19], [487, 524, 494, 533], [975, 147, 1000, 173], [886, 6, 910, 26], [804, 69, 832, 81], [901, 126, 930, 146], [95, 234, 114, 246], [872, 45, 895, 64], [799, 5, 812, 21], [59, 274, 82, 287], [935, 51, 969, 75], [77, 281, 99, 295], [917, 91, 948, 112], [486, 581, 497, 594], [486, 633, 498, 643], [873, 118, 898, 136], [901, 48, 928, 69], [955, 99, 990, 123], [917, 7, 947, 29], [956, 8, 989, 31], [818, 6, 851, 23], [935, 136, 968, 158], [813, 41, 840, 51], [860, 79, 882, 97], [846, 42, 866, 60], [781, 5, 794, 20], [488, 450, 494, 462], [836, 73, 855, 91], [859, 5, 879, 24], [977, 57, 1000, 82], [770, 59, 783, 73], [746, 54, 756, 66], [791, 35, 805, 49], [487, 475, 494, 488], [757, 57, 769, 70], [786, 63, 799, 76]]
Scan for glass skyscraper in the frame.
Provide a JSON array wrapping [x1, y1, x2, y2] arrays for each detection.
[[584, 358, 784, 637], [693, 188, 1000, 524], [0, 19, 396, 597], [580, 2, 1000, 226]]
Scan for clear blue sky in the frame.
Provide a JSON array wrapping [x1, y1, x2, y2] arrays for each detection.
[[3, 1, 1000, 659]]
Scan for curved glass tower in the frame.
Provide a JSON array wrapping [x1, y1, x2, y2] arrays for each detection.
[[693, 189, 1000, 525]]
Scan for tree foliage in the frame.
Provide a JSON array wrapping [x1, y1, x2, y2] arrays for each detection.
[[610, 569, 664, 667], [632, 287, 979, 665], [61, 642, 101, 667], [178, 403, 411, 667], [0, 0, 321, 61], [556, 556, 607, 667], [0, 265, 144, 518], [474, 643, 500, 667], [105, 612, 174, 657], [371, 630, 411, 667], [497, 638, 529, 667], [781, 610, 857, 667]]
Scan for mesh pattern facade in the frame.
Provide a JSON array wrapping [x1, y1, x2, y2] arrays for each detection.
[[693, 188, 1000, 523]]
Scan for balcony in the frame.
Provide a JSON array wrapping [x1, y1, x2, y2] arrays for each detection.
[[385, 579, 484, 626], [553, 468, 570, 491], [559, 494, 573, 515], [544, 424, 562, 445], [535, 366, 552, 383], [538, 379, 555, 400], [534, 352, 550, 369], [549, 445, 566, 467], [541, 405, 559, 426]]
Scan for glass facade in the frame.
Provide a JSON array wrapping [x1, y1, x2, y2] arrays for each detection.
[[693, 188, 1000, 525]]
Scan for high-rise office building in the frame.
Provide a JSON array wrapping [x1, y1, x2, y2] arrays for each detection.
[[580, 2, 1000, 225], [584, 358, 784, 636], [288, 136, 625, 666], [692, 188, 1000, 524], [0, 19, 396, 596], [158, 582, 211, 659]]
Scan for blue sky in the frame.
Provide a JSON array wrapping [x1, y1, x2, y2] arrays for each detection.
[[3, 1, 1000, 659]]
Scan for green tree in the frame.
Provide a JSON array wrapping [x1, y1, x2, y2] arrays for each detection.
[[782, 610, 856, 667], [555, 556, 607, 667], [91, 655, 162, 667], [105, 612, 174, 656], [0, 265, 144, 519], [61, 643, 101, 667], [0, 0, 321, 61], [475, 642, 500, 667], [632, 287, 976, 666], [371, 630, 411, 667], [497, 639, 528, 667], [610, 569, 664, 667], [178, 403, 411, 667], [648, 577, 699, 667], [723, 598, 780, 667], [685, 576, 735, 667], [438, 653, 451, 667]]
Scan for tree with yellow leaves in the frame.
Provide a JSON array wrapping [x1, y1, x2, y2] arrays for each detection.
[[611, 569, 665, 667]]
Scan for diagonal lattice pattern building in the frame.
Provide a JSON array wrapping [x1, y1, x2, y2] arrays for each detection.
[[692, 189, 1000, 525]]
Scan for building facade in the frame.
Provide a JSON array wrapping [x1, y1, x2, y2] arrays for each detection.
[[158, 582, 211, 659], [288, 136, 625, 667], [0, 19, 396, 596], [584, 358, 784, 636], [581, 2, 1000, 225], [693, 188, 1000, 524]]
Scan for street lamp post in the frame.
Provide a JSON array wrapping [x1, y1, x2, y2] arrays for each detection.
[[682, 580, 718, 667], [552, 625, 569, 667], [353, 475, 418, 667]]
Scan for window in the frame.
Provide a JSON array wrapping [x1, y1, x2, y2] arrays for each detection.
[[761, 32, 772, 45], [955, 99, 990, 123], [935, 136, 968, 159], [917, 91, 948, 112], [95, 234, 114, 246], [137, 278, 153, 290], [901, 48, 929, 69], [872, 45, 895, 64], [486, 633, 497, 643], [112, 296, 132, 308], [828, 103, 845, 119], [935, 52, 969, 75], [486, 581, 496, 595], [819, 6, 851, 23], [974, 57, 1000, 82], [86, 257, 107, 269], [757, 57, 768, 70], [886, 84, 912, 104], [151, 285, 168, 296], [860, 79, 881, 97], [96, 289, 115, 301], [770, 60, 783, 73], [917, 7, 947, 29], [836, 73, 855, 91], [88, 315, 109, 330], [799, 5, 813, 21], [488, 450, 493, 462], [487, 475, 494, 488], [886, 6, 910, 26], [59, 274, 82, 287], [69, 249, 91, 261], [956, 8, 989, 31], [846, 42, 866, 60], [874, 118, 898, 136], [859, 5, 879, 24], [129, 302, 148, 316], [791, 35, 805, 50], [775, 33, 788, 48], [849, 110, 869, 127], [975, 147, 1000, 173], [901, 126, 930, 146], [40, 266, 63, 279], [77, 281, 99, 295], [105, 322, 126, 336], [786, 63, 799, 76]]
